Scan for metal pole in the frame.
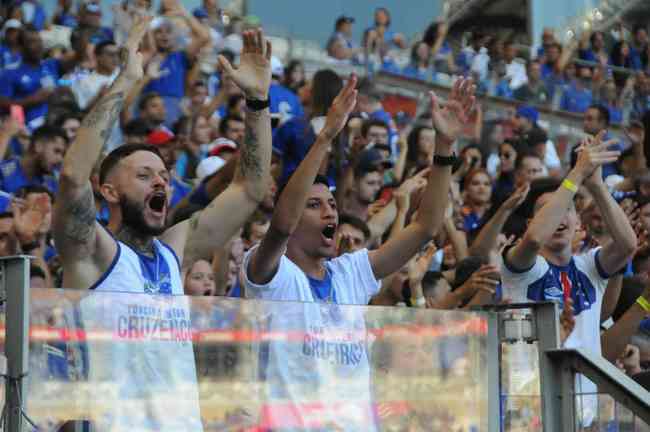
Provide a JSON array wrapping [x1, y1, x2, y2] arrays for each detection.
[[2, 255, 31, 432], [535, 302, 575, 432], [487, 312, 501, 432]]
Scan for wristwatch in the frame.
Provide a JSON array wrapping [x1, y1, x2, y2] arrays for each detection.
[[433, 153, 458, 166], [246, 98, 270, 111]]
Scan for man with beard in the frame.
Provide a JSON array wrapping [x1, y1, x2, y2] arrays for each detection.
[[52, 18, 273, 430]]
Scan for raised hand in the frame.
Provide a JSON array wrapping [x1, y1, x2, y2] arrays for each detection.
[[121, 14, 152, 81], [408, 242, 437, 286], [501, 183, 529, 212], [456, 264, 500, 302], [574, 131, 620, 182], [321, 74, 358, 141], [430, 78, 476, 145], [217, 29, 272, 100], [559, 297, 575, 345]]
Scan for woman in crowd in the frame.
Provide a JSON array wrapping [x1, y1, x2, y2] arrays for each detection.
[[461, 168, 493, 233]]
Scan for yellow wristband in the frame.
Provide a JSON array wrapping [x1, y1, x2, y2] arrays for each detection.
[[637, 296, 650, 313], [562, 179, 578, 193]]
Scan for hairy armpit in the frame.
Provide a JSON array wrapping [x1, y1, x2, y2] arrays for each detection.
[[60, 186, 96, 245]]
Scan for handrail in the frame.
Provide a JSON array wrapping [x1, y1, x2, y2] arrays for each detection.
[[546, 348, 650, 427]]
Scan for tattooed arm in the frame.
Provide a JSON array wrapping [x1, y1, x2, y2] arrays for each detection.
[[162, 30, 273, 268], [53, 16, 150, 286]]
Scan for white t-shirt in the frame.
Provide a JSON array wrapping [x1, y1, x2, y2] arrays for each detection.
[[501, 247, 609, 425], [241, 247, 381, 430]]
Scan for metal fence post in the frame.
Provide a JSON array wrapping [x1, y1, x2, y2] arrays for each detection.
[[487, 312, 501, 432], [535, 301, 575, 432], [2, 255, 31, 432]]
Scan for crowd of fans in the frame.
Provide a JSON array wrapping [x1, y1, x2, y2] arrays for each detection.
[[0, 0, 649, 426]]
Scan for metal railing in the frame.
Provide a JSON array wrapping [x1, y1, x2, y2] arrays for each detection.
[[0, 256, 648, 431]]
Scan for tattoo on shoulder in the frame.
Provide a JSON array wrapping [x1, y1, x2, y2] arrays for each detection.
[[238, 113, 263, 180], [81, 92, 125, 145], [61, 186, 96, 244]]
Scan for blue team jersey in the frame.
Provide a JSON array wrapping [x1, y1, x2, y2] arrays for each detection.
[[0, 44, 21, 69], [269, 83, 304, 124], [0, 158, 58, 195], [143, 51, 190, 98], [560, 83, 593, 113], [273, 116, 317, 185], [0, 59, 61, 130], [170, 175, 192, 209], [401, 64, 432, 82]]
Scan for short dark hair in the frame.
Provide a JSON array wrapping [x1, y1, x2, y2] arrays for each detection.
[[587, 104, 610, 127], [138, 92, 162, 112], [218, 114, 244, 136], [514, 148, 542, 171], [122, 118, 152, 137], [517, 177, 562, 219], [452, 256, 488, 290], [276, 174, 331, 204], [311, 69, 343, 117], [361, 118, 389, 139], [338, 213, 371, 240], [422, 271, 444, 297], [94, 40, 116, 56], [99, 144, 163, 185], [242, 211, 270, 241], [31, 125, 68, 147], [16, 185, 54, 201]]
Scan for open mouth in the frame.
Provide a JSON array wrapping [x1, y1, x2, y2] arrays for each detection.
[[322, 224, 336, 240], [148, 192, 167, 214], [554, 224, 568, 234]]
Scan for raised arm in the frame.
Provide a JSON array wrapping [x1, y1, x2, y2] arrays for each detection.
[[583, 132, 637, 274], [247, 76, 358, 285], [469, 183, 529, 259], [53, 16, 150, 274], [164, 0, 211, 60], [506, 137, 621, 271], [369, 78, 476, 279], [163, 30, 273, 267]]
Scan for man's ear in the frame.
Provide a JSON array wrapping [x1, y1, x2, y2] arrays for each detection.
[[99, 183, 119, 205]]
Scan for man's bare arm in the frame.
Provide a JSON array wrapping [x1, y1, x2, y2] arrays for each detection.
[[53, 17, 151, 288], [161, 30, 273, 267]]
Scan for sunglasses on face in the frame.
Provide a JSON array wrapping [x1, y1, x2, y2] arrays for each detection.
[[499, 152, 513, 158]]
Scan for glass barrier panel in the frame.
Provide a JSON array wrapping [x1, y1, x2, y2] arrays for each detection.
[[25, 288, 489, 432], [0, 301, 5, 415], [573, 393, 650, 432]]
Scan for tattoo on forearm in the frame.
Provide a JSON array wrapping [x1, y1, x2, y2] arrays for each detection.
[[81, 92, 125, 146], [238, 111, 264, 179], [62, 187, 96, 244]]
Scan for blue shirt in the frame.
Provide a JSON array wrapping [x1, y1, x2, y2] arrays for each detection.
[[54, 12, 78, 28], [0, 44, 21, 69], [0, 59, 61, 130], [605, 104, 623, 125], [170, 176, 192, 209], [401, 64, 431, 82], [86, 27, 114, 45], [269, 83, 304, 124], [273, 116, 317, 186], [143, 51, 190, 98], [495, 79, 513, 99], [0, 158, 58, 195], [560, 83, 593, 113]]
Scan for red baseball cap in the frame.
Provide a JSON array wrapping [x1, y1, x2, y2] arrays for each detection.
[[209, 138, 238, 157], [147, 129, 175, 146]]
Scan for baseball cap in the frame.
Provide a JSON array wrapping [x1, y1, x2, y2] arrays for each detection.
[[193, 9, 209, 19], [209, 138, 238, 157], [2, 19, 21, 33], [147, 129, 175, 146], [82, 1, 101, 14], [335, 15, 355, 27], [516, 105, 539, 124], [271, 56, 284, 78], [196, 156, 226, 180], [355, 148, 393, 176]]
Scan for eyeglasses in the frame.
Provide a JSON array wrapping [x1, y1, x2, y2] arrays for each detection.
[[499, 152, 513, 158]]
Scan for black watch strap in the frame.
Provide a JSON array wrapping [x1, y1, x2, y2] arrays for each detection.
[[433, 153, 458, 166], [246, 98, 270, 111]]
